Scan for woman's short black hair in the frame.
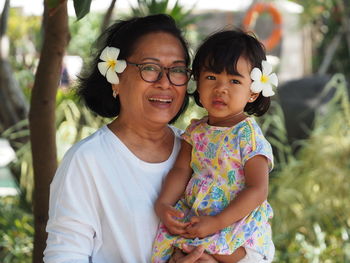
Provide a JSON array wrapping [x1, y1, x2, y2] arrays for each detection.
[[191, 29, 270, 116], [77, 14, 190, 122]]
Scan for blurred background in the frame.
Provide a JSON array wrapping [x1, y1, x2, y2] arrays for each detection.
[[0, 0, 349, 262]]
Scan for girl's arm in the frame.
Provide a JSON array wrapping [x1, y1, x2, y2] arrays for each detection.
[[185, 155, 269, 238], [215, 154, 270, 230], [154, 140, 193, 234], [156, 139, 193, 205]]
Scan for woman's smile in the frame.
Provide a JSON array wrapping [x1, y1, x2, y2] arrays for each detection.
[[148, 95, 174, 108]]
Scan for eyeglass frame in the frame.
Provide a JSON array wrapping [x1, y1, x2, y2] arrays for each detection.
[[126, 61, 192, 86]]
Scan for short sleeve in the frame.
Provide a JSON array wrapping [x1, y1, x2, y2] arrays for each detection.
[[239, 121, 274, 171], [181, 118, 200, 145]]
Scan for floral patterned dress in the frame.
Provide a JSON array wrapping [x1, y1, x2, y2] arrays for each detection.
[[152, 117, 274, 263]]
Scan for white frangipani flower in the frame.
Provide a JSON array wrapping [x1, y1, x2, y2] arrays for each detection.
[[250, 60, 278, 97], [98, 46, 127, 84]]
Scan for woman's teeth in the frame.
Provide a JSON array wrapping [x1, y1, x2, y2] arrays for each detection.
[[149, 98, 172, 103]]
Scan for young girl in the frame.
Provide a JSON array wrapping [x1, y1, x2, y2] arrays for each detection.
[[152, 30, 278, 263]]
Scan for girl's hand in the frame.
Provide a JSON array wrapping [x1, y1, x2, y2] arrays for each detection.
[[169, 246, 204, 263], [169, 245, 218, 263], [183, 216, 219, 239], [157, 203, 190, 235]]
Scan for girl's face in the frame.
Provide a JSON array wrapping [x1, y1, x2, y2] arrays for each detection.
[[197, 56, 258, 126], [115, 32, 188, 126]]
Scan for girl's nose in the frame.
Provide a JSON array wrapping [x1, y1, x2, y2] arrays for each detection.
[[214, 83, 228, 94]]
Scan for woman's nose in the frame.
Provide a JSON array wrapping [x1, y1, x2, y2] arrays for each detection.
[[157, 71, 171, 89]]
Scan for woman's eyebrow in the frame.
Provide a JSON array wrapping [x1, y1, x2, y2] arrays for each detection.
[[173, 60, 186, 65], [140, 58, 186, 65], [140, 57, 160, 62]]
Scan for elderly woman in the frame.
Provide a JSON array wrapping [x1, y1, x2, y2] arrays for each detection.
[[43, 14, 217, 263]]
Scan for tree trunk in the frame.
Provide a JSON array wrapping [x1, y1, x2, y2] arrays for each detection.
[[100, 0, 117, 32], [0, 0, 28, 132], [29, 1, 69, 262], [0, 60, 28, 131]]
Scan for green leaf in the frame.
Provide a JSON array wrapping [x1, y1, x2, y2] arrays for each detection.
[[47, 0, 61, 9], [73, 0, 92, 20]]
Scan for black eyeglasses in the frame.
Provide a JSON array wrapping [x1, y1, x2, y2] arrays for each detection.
[[127, 61, 191, 86]]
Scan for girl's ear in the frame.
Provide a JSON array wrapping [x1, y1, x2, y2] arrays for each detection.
[[193, 89, 203, 108], [248, 92, 259, 103]]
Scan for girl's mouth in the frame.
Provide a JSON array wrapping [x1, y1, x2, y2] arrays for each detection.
[[212, 99, 226, 106]]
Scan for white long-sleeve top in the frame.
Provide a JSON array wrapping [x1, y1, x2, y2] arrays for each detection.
[[44, 125, 182, 263]]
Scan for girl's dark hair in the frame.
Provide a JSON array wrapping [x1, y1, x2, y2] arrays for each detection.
[[77, 14, 190, 123], [191, 29, 270, 116]]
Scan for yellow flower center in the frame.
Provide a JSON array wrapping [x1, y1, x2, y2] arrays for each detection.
[[107, 59, 116, 69], [260, 75, 269, 83]]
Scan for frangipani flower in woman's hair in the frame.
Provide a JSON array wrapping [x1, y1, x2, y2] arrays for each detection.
[[250, 60, 278, 97], [98, 46, 127, 84]]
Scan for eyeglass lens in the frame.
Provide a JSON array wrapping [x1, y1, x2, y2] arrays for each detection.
[[139, 64, 189, 86]]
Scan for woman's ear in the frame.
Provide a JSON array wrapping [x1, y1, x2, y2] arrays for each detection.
[[248, 93, 259, 103], [112, 84, 119, 98]]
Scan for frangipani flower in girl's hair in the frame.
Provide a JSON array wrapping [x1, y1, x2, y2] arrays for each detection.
[[98, 46, 127, 84], [250, 60, 278, 97]]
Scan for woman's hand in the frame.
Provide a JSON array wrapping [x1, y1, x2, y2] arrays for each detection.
[[183, 216, 219, 239], [156, 202, 190, 235], [169, 245, 218, 263]]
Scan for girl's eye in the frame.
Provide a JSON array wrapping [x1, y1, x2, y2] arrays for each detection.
[[230, 79, 241, 84], [206, 75, 216, 80]]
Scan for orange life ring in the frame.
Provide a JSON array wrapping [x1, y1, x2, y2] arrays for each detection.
[[243, 3, 282, 51]]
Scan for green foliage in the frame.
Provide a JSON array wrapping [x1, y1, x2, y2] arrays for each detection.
[[259, 99, 294, 171], [8, 8, 41, 71], [47, 0, 93, 20], [54, 97, 108, 160], [7, 8, 41, 52], [130, 0, 202, 32], [1, 89, 108, 203], [7, 8, 41, 102], [0, 196, 33, 263], [269, 74, 350, 262], [1, 120, 32, 202], [68, 12, 102, 60], [288, 0, 350, 78], [73, 0, 92, 20]]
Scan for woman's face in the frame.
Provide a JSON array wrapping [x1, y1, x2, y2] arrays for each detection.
[[115, 32, 188, 126]]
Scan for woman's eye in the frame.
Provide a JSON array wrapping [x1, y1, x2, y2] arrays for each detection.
[[170, 67, 187, 74], [142, 65, 159, 72]]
